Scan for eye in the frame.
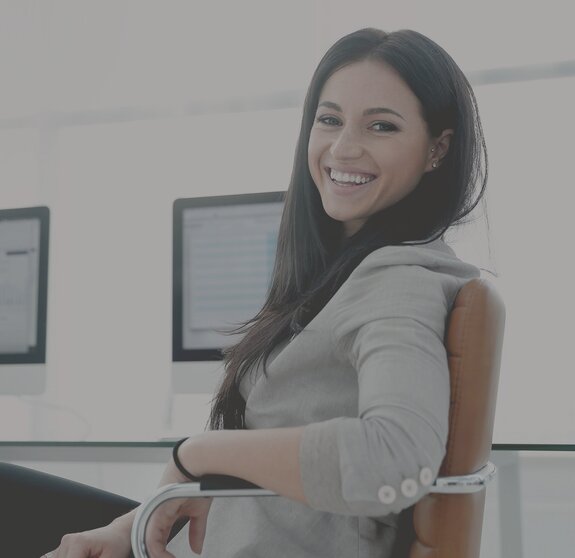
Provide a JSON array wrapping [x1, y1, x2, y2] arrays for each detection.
[[315, 115, 341, 126], [370, 121, 398, 132]]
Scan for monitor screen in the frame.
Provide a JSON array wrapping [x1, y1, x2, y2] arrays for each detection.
[[0, 206, 49, 365], [0, 206, 49, 396], [173, 192, 284, 362]]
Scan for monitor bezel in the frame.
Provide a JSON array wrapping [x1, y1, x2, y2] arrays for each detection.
[[0, 205, 50, 365], [172, 191, 285, 362]]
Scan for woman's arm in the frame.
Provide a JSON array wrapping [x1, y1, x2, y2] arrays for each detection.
[[177, 426, 308, 504]]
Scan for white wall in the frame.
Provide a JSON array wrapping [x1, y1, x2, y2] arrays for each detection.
[[0, 1, 574, 444]]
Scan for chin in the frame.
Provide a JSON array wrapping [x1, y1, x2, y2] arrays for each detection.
[[323, 206, 355, 223]]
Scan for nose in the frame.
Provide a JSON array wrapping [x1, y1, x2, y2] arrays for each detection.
[[329, 125, 364, 160]]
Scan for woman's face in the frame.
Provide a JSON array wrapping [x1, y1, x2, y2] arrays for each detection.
[[308, 59, 450, 237]]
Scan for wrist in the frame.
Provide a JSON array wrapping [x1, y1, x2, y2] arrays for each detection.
[[174, 435, 206, 480]]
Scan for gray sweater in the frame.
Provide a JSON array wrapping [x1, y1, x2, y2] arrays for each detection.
[[192, 238, 480, 557]]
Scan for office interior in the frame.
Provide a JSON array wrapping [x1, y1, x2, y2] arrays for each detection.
[[0, 1, 574, 556]]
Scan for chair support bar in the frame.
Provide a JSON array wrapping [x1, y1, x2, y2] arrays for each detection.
[[428, 462, 497, 494], [131, 483, 275, 558], [131, 462, 497, 557]]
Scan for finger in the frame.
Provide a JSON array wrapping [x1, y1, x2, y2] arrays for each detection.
[[146, 512, 179, 558], [64, 536, 95, 558], [189, 497, 212, 554], [146, 527, 173, 558], [53, 532, 87, 558], [189, 512, 209, 555], [145, 537, 177, 558]]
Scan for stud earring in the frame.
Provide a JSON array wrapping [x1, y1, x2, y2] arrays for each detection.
[[432, 161, 438, 169]]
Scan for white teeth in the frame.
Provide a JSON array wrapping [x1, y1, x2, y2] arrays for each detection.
[[329, 168, 375, 184]]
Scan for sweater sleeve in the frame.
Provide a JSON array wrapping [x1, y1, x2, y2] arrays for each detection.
[[299, 262, 455, 516]]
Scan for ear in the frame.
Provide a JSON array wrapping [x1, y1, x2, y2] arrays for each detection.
[[426, 129, 454, 172]]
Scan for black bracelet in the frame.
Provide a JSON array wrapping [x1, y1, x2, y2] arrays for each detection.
[[172, 437, 200, 482]]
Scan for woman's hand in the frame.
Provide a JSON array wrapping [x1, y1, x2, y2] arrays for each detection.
[[145, 496, 213, 557], [42, 522, 132, 557]]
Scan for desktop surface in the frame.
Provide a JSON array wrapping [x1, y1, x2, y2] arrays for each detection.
[[1, 391, 574, 449]]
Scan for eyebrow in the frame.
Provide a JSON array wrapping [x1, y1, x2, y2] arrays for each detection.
[[317, 101, 405, 121]]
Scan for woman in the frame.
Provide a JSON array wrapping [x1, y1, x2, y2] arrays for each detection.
[[24, 26, 486, 557]]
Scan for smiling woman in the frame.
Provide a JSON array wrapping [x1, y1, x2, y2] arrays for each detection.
[[7, 27, 489, 558]]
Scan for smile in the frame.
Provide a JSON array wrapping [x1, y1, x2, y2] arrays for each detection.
[[326, 167, 377, 186]]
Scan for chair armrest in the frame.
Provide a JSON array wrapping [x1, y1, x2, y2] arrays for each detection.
[[131, 463, 497, 558]]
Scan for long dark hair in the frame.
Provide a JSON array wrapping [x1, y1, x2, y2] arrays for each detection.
[[208, 28, 488, 430]]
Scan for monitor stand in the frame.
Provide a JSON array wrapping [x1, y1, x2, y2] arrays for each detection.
[[0, 364, 46, 440], [0, 363, 46, 395], [171, 361, 224, 394], [162, 361, 225, 439]]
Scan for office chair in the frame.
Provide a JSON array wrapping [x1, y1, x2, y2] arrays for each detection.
[[132, 278, 506, 558]]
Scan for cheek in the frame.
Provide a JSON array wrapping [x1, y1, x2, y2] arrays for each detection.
[[307, 137, 323, 182], [388, 142, 429, 182], [306, 147, 314, 173]]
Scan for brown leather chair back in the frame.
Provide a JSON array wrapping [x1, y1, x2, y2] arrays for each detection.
[[409, 278, 506, 558]]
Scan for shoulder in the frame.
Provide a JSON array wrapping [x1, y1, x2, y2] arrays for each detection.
[[329, 238, 480, 336], [357, 237, 480, 281], [345, 237, 480, 300]]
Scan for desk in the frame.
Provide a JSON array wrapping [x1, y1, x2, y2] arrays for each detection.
[[489, 444, 575, 558], [1, 442, 573, 558]]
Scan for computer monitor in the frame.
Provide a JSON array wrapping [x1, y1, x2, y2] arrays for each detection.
[[172, 192, 284, 393], [0, 206, 49, 395]]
